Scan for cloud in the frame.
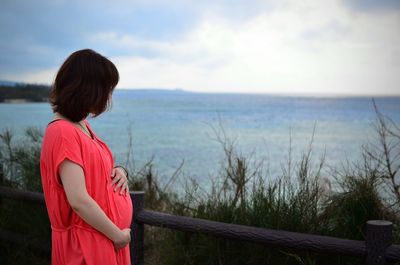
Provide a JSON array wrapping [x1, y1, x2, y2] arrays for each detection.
[[4, 67, 58, 85], [106, 0, 400, 95], [0, 0, 197, 73], [1, 0, 399, 95], [343, 0, 400, 12]]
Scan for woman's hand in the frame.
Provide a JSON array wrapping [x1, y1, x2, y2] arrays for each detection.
[[111, 166, 129, 196], [113, 228, 131, 250]]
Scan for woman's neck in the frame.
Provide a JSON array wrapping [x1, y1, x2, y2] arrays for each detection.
[[53, 113, 84, 123], [53, 113, 93, 139]]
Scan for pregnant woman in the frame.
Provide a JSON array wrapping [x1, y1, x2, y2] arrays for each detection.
[[40, 49, 133, 264]]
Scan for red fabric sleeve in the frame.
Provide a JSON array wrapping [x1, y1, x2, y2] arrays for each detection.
[[52, 127, 84, 187]]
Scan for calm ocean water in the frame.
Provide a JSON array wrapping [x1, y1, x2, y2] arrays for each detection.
[[1, 90, 400, 188]]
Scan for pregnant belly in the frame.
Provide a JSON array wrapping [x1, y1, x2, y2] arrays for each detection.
[[108, 187, 133, 229]]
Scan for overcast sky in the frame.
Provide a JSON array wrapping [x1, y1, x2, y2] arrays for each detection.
[[1, 0, 399, 95]]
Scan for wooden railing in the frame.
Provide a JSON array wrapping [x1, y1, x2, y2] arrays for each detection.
[[1, 187, 400, 265], [0, 186, 51, 254]]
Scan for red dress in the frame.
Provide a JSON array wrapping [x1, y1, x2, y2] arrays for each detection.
[[40, 119, 133, 265]]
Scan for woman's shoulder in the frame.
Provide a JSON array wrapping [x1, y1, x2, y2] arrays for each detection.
[[45, 119, 78, 139]]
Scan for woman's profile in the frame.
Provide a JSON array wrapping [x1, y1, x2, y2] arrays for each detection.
[[40, 49, 133, 265]]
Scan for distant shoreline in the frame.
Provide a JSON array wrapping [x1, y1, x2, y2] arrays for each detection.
[[0, 98, 48, 104], [0, 83, 50, 103], [3, 98, 30, 103]]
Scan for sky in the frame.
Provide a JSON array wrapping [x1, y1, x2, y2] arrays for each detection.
[[0, 0, 399, 96]]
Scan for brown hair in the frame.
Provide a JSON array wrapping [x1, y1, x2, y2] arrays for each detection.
[[49, 49, 119, 122]]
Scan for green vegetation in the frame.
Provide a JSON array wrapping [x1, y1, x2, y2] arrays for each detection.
[[0, 104, 399, 265], [0, 127, 50, 264], [0, 83, 50, 103]]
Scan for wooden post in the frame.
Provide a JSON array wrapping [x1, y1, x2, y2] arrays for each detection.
[[365, 220, 392, 265], [0, 166, 4, 209], [130, 191, 145, 265]]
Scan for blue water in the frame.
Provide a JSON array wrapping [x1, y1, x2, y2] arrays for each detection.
[[1, 90, 399, 188]]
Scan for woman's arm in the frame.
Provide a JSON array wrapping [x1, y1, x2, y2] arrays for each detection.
[[59, 159, 130, 249]]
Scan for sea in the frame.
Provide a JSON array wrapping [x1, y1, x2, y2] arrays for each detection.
[[1, 89, 400, 190]]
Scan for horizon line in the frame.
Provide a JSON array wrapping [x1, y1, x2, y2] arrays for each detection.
[[1, 79, 399, 98], [116, 87, 400, 98]]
